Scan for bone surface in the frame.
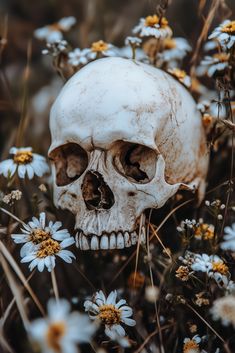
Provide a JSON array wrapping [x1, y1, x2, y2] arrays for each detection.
[[49, 57, 209, 250]]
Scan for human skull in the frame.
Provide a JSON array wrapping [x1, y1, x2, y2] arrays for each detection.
[[49, 57, 209, 250]]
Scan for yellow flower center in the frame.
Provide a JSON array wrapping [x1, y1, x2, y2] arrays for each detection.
[[13, 151, 33, 164], [37, 238, 61, 258], [170, 68, 186, 79], [202, 114, 213, 127], [46, 321, 66, 353], [98, 304, 121, 326], [145, 15, 168, 28], [30, 229, 51, 244], [213, 52, 230, 62], [183, 340, 200, 353], [221, 20, 235, 35], [212, 261, 228, 275], [91, 40, 108, 52], [194, 223, 214, 240], [163, 38, 176, 49]]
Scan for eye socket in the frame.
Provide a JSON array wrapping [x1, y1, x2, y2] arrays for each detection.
[[49, 143, 88, 186], [113, 141, 158, 184]]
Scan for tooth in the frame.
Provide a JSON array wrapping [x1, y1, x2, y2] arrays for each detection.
[[90, 235, 99, 250], [124, 232, 131, 247], [100, 234, 109, 249], [79, 233, 83, 249], [110, 233, 116, 249], [82, 235, 90, 250], [117, 232, 124, 249], [75, 232, 80, 248], [131, 231, 138, 245]]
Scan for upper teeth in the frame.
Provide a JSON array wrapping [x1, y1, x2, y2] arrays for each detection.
[[75, 229, 146, 250]]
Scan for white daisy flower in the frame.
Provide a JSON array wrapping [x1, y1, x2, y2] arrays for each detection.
[[124, 36, 142, 46], [203, 40, 219, 52], [221, 223, 235, 251], [133, 15, 172, 39], [208, 255, 229, 286], [157, 37, 191, 67], [68, 48, 90, 67], [11, 212, 72, 258], [209, 20, 235, 50], [211, 295, 235, 327], [196, 53, 230, 77], [167, 68, 191, 88], [84, 290, 136, 340], [21, 236, 75, 272], [191, 254, 229, 286], [34, 16, 76, 43], [29, 298, 96, 353], [0, 147, 49, 179], [183, 335, 201, 353], [191, 253, 212, 273], [86, 40, 116, 61]]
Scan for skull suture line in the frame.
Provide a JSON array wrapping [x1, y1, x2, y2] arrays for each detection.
[[49, 57, 209, 250]]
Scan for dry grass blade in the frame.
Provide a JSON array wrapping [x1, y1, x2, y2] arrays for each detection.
[[16, 40, 32, 147], [0, 207, 26, 226], [51, 269, 59, 301], [0, 241, 45, 316], [0, 331, 14, 353], [1, 271, 35, 327], [0, 254, 29, 330], [190, 0, 220, 77]]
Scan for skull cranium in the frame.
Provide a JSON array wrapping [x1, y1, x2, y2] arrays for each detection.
[[49, 57, 209, 250]]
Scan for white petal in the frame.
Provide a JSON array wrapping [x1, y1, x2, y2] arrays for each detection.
[[26, 164, 34, 179], [0, 159, 17, 177], [47, 298, 71, 320], [107, 290, 117, 305], [18, 164, 26, 178], [60, 237, 75, 248], [11, 233, 29, 244]]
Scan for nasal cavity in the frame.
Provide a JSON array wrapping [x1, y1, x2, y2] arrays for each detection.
[[81, 171, 115, 210]]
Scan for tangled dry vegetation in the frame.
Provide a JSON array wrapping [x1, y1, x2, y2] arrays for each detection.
[[0, 0, 235, 352]]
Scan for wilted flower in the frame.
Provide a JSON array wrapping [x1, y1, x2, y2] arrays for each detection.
[[29, 298, 96, 353], [12, 212, 72, 257], [68, 48, 90, 67], [183, 335, 201, 353], [84, 290, 136, 340], [211, 295, 235, 327], [194, 222, 215, 240], [168, 68, 191, 88], [194, 292, 210, 307], [175, 266, 191, 282], [221, 223, 235, 251], [145, 285, 159, 302], [133, 14, 172, 39], [3, 190, 22, 205], [197, 53, 230, 77], [0, 147, 49, 179], [209, 20, 235, 50], [34, 16, 76, 43]]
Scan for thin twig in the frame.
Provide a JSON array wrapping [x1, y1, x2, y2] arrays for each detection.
[[51, 269, 59, 302]]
